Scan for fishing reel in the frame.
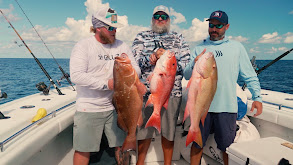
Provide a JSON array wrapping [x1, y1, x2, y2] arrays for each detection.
[[0, 89, 7, 99], [56, 73, 70, 86], [250, 56, 259, 73], [36, 82, 50, 95]]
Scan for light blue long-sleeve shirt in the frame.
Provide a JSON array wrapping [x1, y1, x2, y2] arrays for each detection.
[[184, 37, 262, 113]]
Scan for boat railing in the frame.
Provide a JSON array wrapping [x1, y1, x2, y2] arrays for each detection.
[[248, 98, 293, 110], [0, 101, 76, 152]]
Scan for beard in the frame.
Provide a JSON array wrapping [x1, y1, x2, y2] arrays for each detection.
[[209, 31, 226, 41], [152, 19, 170, 34], [99, 30, 115, 44]]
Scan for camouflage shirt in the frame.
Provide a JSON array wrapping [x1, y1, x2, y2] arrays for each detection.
[[132, 30, 190, 97]]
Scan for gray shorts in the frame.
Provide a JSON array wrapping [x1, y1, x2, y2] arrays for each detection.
[[73, 110, 126, 152], [137, 96, 182, 141]]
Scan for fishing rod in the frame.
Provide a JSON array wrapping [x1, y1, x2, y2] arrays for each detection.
[[242, 48, 293, 90], [0, 9, 63, 95], [14, 0, 75, 91]]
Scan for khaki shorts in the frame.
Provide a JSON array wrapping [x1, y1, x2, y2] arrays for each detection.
[[137, 96, 182, 141], [73, 110, 126, 152]]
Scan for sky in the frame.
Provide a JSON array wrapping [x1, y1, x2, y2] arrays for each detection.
[[0, 0, 293, 60]]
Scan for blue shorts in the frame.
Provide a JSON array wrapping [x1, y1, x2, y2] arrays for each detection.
[[193, 112, 237, 151]]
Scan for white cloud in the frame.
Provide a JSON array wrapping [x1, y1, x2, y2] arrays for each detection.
[[278, 47, 288, 52], [265, 47, 278, 54], [170, 8, 186, 24], [178, 18, 208, 42], [284, 32, 293, 43], [0, 4, 21, 22], [258, 32, 282, 44], [249, 47, 261, 53], [228, 36, 249, 43]]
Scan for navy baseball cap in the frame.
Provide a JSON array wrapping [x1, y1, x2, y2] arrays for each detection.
[[207, 10, 228, 24]]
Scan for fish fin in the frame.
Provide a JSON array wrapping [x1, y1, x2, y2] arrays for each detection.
[[137, 110, 143, 128], [186, 77, 193, 89], [186, 129, 203, 148], [145, 94, 153, 108], [147, 73, 154, 82], [183, 105, 190, 122], [200, 110, 209, 127], [163, 97, 169, 110], [135, 77, 147, 96], [145, 112, 161, 133], [117, 111, 128, 132], [122, 135, 136, 152]]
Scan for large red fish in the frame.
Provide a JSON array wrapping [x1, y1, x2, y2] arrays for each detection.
[[113, 53, 147, 152], [145, 50, 177, 132], [183, 52, 217, 147]]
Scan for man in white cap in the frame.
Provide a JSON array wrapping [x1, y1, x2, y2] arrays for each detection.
[[132, 5, 190, 165], [70, 6, 141, 165]]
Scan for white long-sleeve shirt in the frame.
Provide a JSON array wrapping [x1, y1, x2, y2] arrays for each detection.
[[70, 36, 141, 112]]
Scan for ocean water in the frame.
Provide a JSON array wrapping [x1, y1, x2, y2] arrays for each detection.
[[0, 58, 292, 164], [0, 58, 71, 105], [1, 58, 293, 105]]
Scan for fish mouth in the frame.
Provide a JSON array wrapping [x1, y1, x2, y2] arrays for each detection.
[[115, 53, 131, 63]]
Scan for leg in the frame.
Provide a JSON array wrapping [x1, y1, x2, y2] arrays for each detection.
[[136, 139, 152, 165], [73, 150, 90, 165], [161, 136, 174, 165], [72, 112, 105, 165], [213, 113, 237, 165], [223, 151, 229, 165], [190, 145, 203, 165]]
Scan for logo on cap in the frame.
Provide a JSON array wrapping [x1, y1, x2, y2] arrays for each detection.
[[212, 12, 222, 18], [105, 8, 117, 23]]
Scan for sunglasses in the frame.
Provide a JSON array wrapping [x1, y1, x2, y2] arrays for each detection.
[[209, 23, 225, 29], [104, 26, 117, 31], [153, 14, 169, 20]]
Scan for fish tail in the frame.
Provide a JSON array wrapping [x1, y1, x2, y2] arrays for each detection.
[[145, 112, 161, 133], [122, 135, 136, 152], [185, 128, 203, 148]]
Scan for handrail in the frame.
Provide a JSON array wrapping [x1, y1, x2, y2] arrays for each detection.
[[0, 101, 76, 152], [248, 99, 293, 110]]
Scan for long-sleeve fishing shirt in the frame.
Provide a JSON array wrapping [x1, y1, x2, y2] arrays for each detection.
[[132, 30, 190, 97], [184, 37, 262, 113], [70, 36, 141, 113]]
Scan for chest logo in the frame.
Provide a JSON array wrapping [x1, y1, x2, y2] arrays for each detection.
[[215, 50, 223, 57]]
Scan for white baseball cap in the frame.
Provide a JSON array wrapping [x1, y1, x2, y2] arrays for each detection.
[[92, 7, 123, 28], [153, 5, 170, 16]]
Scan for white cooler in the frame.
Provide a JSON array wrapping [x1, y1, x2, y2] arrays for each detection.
[[226, 137, 293, 165]]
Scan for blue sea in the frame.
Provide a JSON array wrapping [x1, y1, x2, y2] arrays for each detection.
[[0, 58, 292, 164], [1, 58, 293, 105]]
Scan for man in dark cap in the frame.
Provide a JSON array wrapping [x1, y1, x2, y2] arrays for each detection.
[[183, 10, 263, 165]]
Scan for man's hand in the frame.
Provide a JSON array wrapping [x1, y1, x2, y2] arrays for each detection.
[[150, 48, 165, 65], [250, 101, 263, 117], [108, 79, 114, 90]]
